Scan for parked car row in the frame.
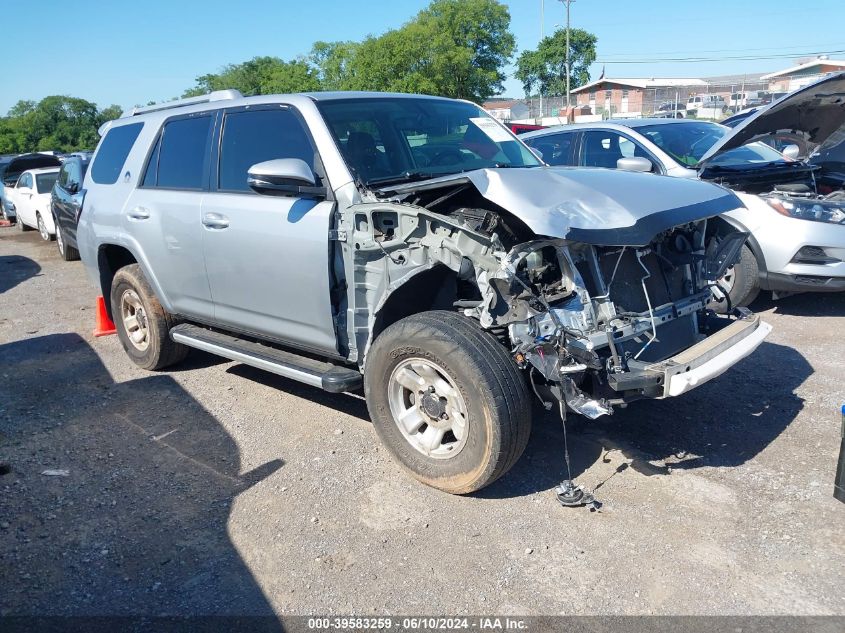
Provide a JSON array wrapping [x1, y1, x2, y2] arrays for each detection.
[[521, 72, 845, 308], [17, 78, 839, 495], [0, 152, 90, 259]]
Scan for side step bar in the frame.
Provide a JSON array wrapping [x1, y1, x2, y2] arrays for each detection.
[[169, 324, 362, 393]]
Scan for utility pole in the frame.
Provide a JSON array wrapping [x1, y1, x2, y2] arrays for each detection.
[[559, 0, 574, 113], [539, 0, 544, 121]]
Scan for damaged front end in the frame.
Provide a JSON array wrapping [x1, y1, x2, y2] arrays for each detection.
[[341, 167, 771, 421], [470, 227, 769, 419]]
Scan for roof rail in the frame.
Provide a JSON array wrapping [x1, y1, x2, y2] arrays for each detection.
[[127, 89, 244, 117]]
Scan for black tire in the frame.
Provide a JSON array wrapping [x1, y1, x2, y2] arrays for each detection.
[[110, 264, 188, 371], [711, 243, 760, 313], [55, 220, 80, 261], [364, 310, 532, 494], [18, 217, 33, 231]]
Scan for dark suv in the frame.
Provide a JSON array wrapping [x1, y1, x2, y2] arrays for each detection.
[[50, 155, 90, 260]]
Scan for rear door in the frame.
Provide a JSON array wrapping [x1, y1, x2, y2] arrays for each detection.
[[200, 104, 338, 353], [122, 112, 216, 319]]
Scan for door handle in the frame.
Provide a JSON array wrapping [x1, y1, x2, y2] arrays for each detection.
[[202, 212, 230, 229], [127, 206, 150, 221]]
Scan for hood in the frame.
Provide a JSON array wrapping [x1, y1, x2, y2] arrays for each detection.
[[699, 72, 845, 165], [379, 166, 742, 246], [1, 153, 62, 183]]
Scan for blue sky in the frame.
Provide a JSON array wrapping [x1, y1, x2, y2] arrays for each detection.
[[5, 0, 844, 113]]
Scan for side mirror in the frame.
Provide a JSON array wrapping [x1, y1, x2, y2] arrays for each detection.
[[782, 144, 800, 160], [247, 159, 326, 198], [617, 156, 653, 173], [66, 182, 79, 194]]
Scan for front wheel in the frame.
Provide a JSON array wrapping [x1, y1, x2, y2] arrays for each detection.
[[110, 264, 189, 370], [364, 311, 532, 494], [710, 243, 760, 313]]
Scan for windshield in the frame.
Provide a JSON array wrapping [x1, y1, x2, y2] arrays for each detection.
[[317, 97, 541, 186], [637, 121, 787, 168], [35, 172, 58, 194]]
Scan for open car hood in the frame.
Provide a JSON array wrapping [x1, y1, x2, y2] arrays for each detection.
[[378, 166, 742, 246], [3, 153, 62, 180], [698, 72, 845, 165]]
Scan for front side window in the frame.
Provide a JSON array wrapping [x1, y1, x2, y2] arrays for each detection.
[[317, 97, 541, 186], [18, 173, 33, 188], [91, 122, 143, 185], [581, 131, 630, 169], [637, 121, 786, 167], [218, 108, 315, 192], [66, 161, 81, 188], [35, 172, 58, 194], [147, 116, 212, 189], [526, 133, 576, 166]]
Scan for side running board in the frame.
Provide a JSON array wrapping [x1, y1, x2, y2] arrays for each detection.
[[169, 323, 362, 393]]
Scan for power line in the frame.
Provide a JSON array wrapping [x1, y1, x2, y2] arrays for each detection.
[[597, 42, 845, 58], [594, 49, 845, 64]]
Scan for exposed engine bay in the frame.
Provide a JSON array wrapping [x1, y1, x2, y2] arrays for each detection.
[[337, 172, 768, 421]]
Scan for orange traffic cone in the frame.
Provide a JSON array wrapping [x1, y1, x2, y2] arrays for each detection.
[[93, 295, 117, 337]]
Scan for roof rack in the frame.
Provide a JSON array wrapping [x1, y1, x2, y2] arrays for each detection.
[[127, 89, 244, 117]]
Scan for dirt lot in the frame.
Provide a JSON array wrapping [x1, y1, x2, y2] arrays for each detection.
[[1, 226, 844, 617]]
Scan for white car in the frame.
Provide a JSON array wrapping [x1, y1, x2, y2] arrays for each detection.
[[6, 167, 60, 240], [521, 73, 845, 308]]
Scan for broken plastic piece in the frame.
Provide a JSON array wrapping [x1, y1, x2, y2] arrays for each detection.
[[41, 469, 69, 477]]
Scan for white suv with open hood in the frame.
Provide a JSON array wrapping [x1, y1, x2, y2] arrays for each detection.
[[522, 73, 845, 308]]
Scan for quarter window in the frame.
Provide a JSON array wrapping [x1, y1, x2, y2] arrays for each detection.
[[218, 108, 315, 192], [91, 122, 143, 185], [147, 116, 213, 190]]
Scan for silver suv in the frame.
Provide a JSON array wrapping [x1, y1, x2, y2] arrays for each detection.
[[78, 90, 771, 493]]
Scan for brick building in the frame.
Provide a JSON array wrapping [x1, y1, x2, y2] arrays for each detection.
[[571, 77, 708, 117], [761, 57, 845, 92]]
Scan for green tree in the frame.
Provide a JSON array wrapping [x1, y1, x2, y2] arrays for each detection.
[[0, 96, 118, 153], [515, 28, 597, 98], [309, 41, 360, 91], [182, 56, 321, 97], [344, 0, 515, 102]]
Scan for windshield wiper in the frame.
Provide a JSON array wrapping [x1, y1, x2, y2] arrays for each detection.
[[367, 170, 457, 188]]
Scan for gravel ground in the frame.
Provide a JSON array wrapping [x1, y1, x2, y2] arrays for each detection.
[[1, 226, 844, 617]]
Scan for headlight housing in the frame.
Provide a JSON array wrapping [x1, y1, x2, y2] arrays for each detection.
[[765, 196, 845, 224]]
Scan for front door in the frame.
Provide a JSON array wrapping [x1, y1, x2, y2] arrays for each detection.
[[201, 105, 338, 354]]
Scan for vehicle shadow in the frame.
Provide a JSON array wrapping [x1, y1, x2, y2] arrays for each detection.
[[750, 290, 845, 316], [226, 364, 371, 422], [0, 255, 41, 294], [478, 341, 811, 499], [0, 333, 283, 623]]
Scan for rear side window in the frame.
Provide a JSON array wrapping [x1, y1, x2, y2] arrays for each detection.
[[91, 122, 143, 185], [145, 116, 212, 190], [218, 108, 315, 192]]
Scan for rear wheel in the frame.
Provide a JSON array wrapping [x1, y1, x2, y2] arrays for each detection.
[[364, 310, 531, 494], [110, 264, 189, 370], [55, 220, 80, 261], [18, 216, 33, 232]]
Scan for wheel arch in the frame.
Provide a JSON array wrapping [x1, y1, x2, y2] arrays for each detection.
[[96, 243, 173, 319], [709, 214, 767, 273]]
